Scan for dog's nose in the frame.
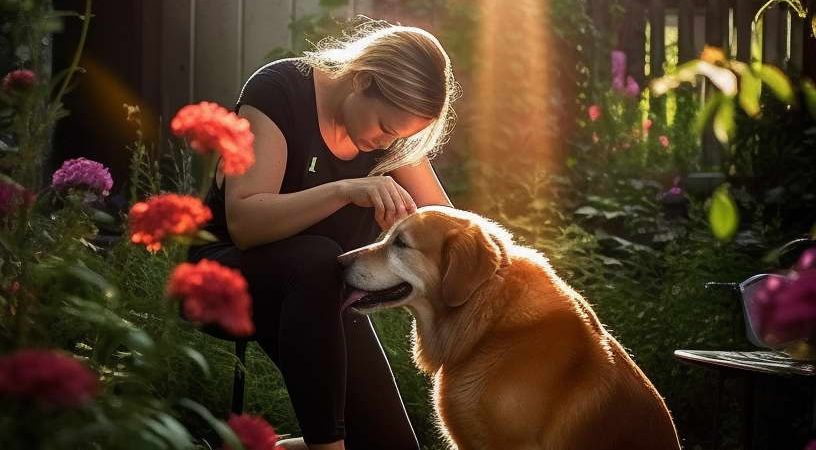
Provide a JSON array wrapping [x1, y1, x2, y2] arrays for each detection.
[[338, 242, 379, 267]]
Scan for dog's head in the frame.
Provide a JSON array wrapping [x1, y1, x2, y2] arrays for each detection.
[[338, 206, 512, 316]]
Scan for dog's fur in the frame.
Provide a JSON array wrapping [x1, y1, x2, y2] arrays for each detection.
[[338, 206, 682, 450]]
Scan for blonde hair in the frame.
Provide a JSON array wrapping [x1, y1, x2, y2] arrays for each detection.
[[301, 16, 461, 176]]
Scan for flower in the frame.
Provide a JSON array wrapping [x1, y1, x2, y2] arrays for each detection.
[[805, 440, 816, 450], [659, 135, 670, 148], [700, 45, 727, 65], [0, 176, 33, 218], [642, 119, 653, 134], [0, 349, 98, 408], [588, 105, 601, 122], [171, 101, 255, 175], [224, 414, 279, 450], [128, 194, 212, 253], [796, 247, 816, 271], [611, 50, 627, 91], [2, 69, 37, 93], [167, 259, 254, 337], [624, 76, 640, 97], [752, 270, 816, 346], [51, 157, 114, 198]]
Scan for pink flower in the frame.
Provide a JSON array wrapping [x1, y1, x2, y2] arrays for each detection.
[[625, 76, 640, 97], [796, 247, 816, 271], [611, 50, 627, 91], [224, 414, 279, 450], [2, 69, 37, 93], [0, 349, 98, 408], [588, 105, 601, 122], [659, 135, 670, 148], [642, 119, 653, 133], [51, 157, 114, 198]]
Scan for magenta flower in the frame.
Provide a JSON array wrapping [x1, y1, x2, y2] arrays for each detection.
[[752, 270, 816, 347], [51, 157, 113, 198], [2, 69, 37, 93], [588, 105, 601, 122], [0, 349, 99, 408], [796, 247, 816, 271]]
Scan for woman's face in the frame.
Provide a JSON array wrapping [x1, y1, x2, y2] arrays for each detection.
[[341, 72, 434, 152]]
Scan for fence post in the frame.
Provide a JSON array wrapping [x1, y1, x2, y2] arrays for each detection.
[[678, 0, 695, 63], [649, 0, 666, 122], [804, 0, 816, 80], [735, 0, 756, 62], [701, 0, 729, 170]]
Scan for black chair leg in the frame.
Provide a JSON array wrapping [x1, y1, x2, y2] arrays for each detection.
[[231, 340, 248, 415]]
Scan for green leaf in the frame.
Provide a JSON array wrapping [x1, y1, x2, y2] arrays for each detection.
[[179, 345, 211, 378], [802, 79, 816, 119], [141, 413, 194, 450], [759, 64, 795, 104], [708, 186, 739, 241], [738, 68, 762, 117], [178, 399, 245, 450], [713, 98, 736, 144], [694, 93, 723, 137], [66, 262, 120, 303]]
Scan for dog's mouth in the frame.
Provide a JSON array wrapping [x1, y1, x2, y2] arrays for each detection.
[[342, 282, 413, 310]]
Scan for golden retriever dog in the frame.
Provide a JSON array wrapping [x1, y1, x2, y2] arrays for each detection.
[[337, 206, 682, 450]]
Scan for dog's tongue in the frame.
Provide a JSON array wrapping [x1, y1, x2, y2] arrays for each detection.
[[342, 288, 369, 309]]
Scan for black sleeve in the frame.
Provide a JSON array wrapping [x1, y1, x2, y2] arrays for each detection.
[[234, 65, 294, 142]]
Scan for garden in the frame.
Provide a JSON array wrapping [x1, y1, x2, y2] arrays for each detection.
[[1, 0, 816, 449]]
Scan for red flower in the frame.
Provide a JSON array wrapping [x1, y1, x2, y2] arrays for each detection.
[[587, 105, 601, 122], [128, 194, 212, 253], [0, 177, 30, 218], [0, 349, 98, 408], [2, 69, 37, 93], [224, 414, 279, 450], [171, 101, 255, 175], [167, 260, 254, 337]]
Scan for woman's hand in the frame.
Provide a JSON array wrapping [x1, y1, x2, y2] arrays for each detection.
[[338, 176, 418, 230]]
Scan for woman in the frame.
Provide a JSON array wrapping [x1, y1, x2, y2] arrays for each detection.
[[186, 18, 458, 450]]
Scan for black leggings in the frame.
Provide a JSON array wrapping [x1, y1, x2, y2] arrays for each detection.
[[187, 235, 419, 449]]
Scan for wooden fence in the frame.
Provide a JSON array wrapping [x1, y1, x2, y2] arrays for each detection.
[[590, 0, 815, 85]]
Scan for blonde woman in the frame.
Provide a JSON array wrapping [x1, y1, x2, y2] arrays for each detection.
[[187, 18, 459, 450]]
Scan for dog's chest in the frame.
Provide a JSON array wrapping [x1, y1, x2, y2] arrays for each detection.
[[435, 368, 491, 449]]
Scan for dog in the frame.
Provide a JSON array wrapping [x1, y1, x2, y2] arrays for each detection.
[[337, 206, 682, 450]]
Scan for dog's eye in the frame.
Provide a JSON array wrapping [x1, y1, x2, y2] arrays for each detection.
[[393, 235, 409, 249]]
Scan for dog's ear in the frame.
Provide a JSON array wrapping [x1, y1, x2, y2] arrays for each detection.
[[441, 225, 502, 307]]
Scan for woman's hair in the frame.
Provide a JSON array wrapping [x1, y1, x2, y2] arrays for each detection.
[[301, 16, 461, 176]]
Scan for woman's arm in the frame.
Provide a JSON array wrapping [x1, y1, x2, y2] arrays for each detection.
[[389, 156, 453, 208], [225, 105, 350, 250]]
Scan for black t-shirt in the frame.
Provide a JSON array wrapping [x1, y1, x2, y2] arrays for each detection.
[[190, 57, 388, 255]]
